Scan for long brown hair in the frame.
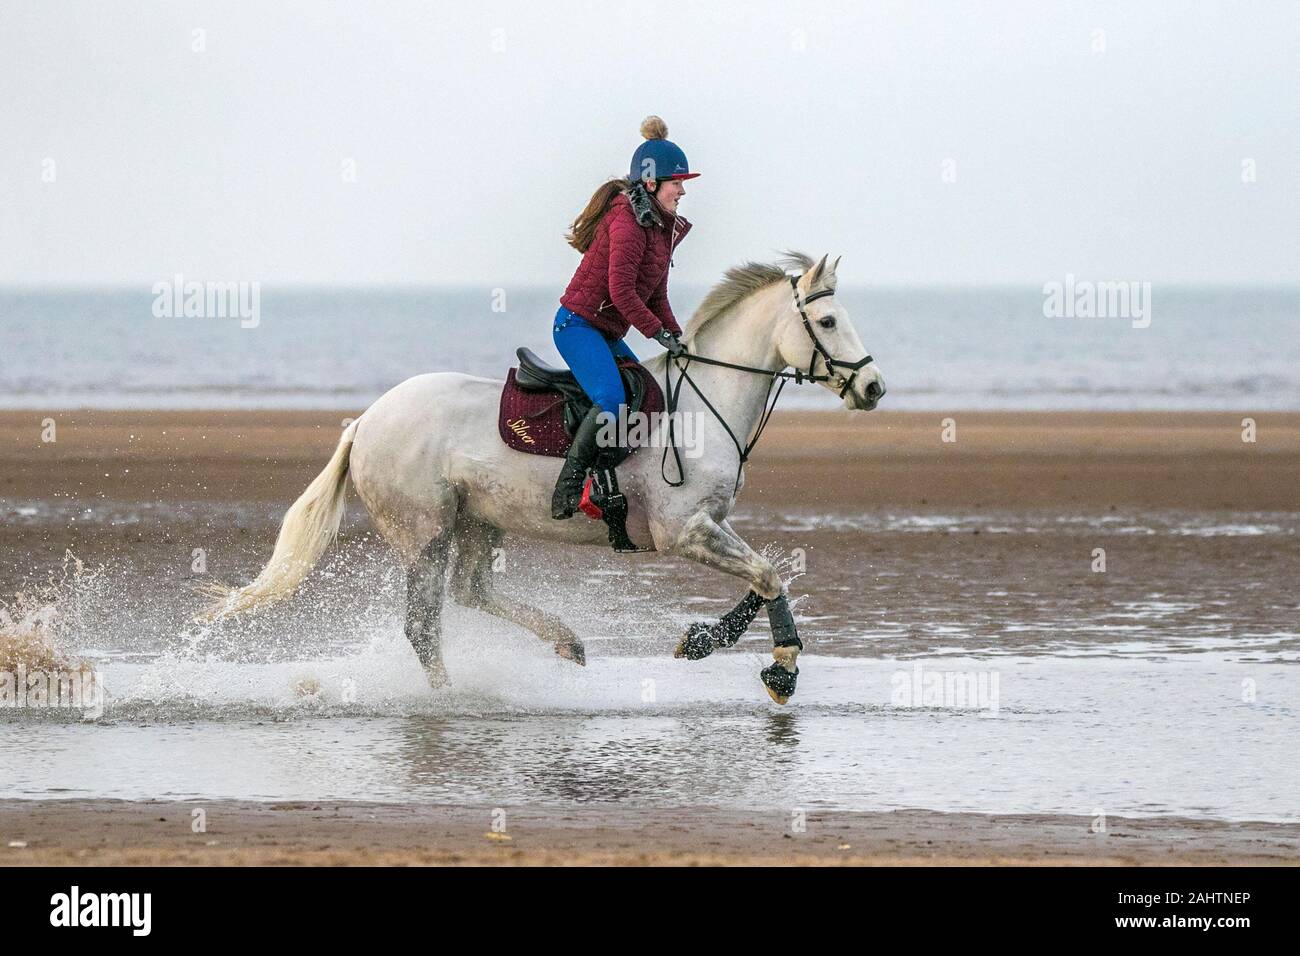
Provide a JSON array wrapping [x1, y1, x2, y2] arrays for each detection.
[[566, 177, 635, 253]]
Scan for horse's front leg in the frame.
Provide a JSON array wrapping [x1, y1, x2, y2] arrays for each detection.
[[675, 589, 767, 660], [668, 510, 803, 704]]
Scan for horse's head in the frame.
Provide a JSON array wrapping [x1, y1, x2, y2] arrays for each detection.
[[774, 255, 886, 411]]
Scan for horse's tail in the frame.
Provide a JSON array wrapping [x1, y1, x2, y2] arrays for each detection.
[[199, 419, 360, 621]]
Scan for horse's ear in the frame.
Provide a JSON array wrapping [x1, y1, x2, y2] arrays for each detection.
[[826, 255, 842, 287], [806, 254, 829, 288]]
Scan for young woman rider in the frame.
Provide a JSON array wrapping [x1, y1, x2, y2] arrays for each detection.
[[550, 115, 698, 519]]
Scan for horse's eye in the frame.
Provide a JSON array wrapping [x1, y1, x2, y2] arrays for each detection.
[[818, 316, 836, 329]]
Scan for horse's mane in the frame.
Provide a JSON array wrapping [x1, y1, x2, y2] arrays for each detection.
[[681, 251, 816, 343]]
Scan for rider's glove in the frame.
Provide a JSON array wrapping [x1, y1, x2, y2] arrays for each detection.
[[654, 328, 686, 358]]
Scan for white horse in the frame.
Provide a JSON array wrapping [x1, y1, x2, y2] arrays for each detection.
[[204, 253, 885, 703]]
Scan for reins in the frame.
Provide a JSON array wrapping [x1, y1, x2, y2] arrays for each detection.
[[660, 274, 874, 494]]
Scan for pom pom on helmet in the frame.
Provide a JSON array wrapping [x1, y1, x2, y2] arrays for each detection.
[[640, 115, 669, 140], [629, 115, 700, 182]]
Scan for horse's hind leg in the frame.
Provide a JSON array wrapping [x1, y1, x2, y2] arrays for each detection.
[[450, 518, 587, 666], [406, 533, 452, 687]]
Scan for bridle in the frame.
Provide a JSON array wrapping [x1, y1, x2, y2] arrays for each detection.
[[660, 272, 875, 492], [787, 274, 874, 399]]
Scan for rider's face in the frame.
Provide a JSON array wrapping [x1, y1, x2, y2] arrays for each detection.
[[648, 178, 685, 213]]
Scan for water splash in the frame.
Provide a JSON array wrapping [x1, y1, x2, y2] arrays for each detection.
[[0, 551, 101, 673]]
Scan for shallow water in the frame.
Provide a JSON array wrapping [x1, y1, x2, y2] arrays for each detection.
[[3, 286, 1299, 410], [2, 503, 1298, 821], [4, 650, 1297, 821]]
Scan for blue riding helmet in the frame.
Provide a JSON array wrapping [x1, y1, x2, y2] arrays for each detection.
[[629, 115, 701, 183]]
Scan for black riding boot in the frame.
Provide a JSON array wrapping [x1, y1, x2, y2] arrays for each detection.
[[551, 404, 606, 519]]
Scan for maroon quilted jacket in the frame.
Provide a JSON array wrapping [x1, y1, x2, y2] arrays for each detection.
[[560, 182, 692, 340]]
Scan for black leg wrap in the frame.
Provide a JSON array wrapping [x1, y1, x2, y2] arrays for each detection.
[[675, 590, 766, 660], [766, 594, 803, 649], [760, 594, 801, 703], [715, 590, 766, 647], [676, 621, 717, 660]]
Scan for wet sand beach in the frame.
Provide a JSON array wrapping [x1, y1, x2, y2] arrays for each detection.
[[2, 409, 1297, 512], [1, 800, 1297, 867]]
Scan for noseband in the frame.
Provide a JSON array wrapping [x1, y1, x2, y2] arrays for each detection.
[[660, 272, 876, 491]]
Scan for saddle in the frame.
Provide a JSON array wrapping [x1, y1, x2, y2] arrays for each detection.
[[498, 347, 665, 553], [498, 347, 664, 469]]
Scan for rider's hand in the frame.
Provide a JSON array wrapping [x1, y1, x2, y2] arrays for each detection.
[[654, 328, 686, 358]]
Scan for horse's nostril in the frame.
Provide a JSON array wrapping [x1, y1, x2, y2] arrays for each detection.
[[866, 381, 882, 399]]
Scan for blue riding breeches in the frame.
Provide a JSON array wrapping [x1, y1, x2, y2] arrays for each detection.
[[552, 305, 638, 414]]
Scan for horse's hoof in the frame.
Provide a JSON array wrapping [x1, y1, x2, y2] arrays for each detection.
[[674, 621, 715, 660], [760, 662, 799, 704], [761, 644, 801, 704], [423, 663, 451, 689], [556, 641, 587, 666]]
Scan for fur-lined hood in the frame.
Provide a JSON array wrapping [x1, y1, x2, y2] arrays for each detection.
[[622, 180, 690, 231]]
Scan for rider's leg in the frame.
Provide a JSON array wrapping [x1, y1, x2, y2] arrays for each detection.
[[609, 337, 639, 362], [552, 308, 629, 413], [604, 334, 641, 452], [550, 308, 628, 519], [549, 403, 602, 519]]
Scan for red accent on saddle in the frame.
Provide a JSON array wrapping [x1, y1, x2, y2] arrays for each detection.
[[497, 358, 665, 459], [578, 476, 603, 520]]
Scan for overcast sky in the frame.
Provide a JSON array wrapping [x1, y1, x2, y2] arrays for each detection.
[[3, 0, 1297, 287]]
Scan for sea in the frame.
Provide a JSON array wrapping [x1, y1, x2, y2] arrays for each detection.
[[1, 284, 1297, 410]]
